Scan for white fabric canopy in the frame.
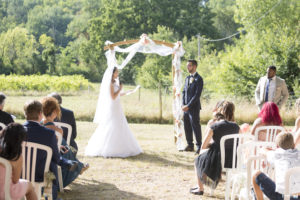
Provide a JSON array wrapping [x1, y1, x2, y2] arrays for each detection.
[[96, 34, 185, 150]]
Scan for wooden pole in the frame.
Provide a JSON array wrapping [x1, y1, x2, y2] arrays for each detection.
[[159, 82, 162, 123], [138, 87, 141, 101]]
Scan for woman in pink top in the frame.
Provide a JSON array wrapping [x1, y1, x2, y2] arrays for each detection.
[[250, 102, 283, 141], [0, 123, 37, 200]]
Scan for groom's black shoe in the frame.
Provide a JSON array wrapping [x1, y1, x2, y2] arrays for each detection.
[[184, 145, 194, 152], [195, 148, 200, 155]]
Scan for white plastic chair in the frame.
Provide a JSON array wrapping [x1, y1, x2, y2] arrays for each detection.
[[55, 131, 63, 150], [53, 122, 72, 146], [220, 134, 255, 200], [284, 166, 300, 200], [0, 157, 12, 200], [237, 142, 276, 200], [55, 131, 64, 192], [22, 142, 52, 200], [254, 126, 285, 142], [0, 122, 6, 132]]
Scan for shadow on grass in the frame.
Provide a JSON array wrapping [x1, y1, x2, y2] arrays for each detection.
[[126, 152, 194, 170], [59, 178, 150, 200]]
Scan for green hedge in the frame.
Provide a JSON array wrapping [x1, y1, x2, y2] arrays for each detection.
[[0, 75, 93, 92]]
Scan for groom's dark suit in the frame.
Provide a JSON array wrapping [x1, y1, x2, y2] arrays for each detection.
[[182, 72, 203, 150]]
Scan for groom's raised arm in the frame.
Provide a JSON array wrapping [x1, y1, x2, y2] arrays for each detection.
[[187, 76, 203, 108]]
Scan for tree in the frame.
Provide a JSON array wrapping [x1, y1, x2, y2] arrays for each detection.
[[207, 0, 241, 47], [39, 34, 57, 74], [199, 0, 300, 99], [0, 27, 39, 74], [87, 0, 219, 81], [27, 5, 72, 47]]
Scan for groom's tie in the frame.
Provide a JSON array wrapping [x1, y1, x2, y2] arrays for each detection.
[[265, 78, 271, 102]]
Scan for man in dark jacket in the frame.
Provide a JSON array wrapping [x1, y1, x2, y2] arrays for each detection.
[[182, 60, 203, 154]]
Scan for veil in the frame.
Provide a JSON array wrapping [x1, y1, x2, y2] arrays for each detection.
[[93, 50, 117, 123]]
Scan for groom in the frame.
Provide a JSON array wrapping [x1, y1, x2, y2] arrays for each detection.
[[182, 59, 203, 154]]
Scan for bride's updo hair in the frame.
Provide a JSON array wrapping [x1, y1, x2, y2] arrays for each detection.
[[113, 67, 117, 73], [112, 67, 118, 82]]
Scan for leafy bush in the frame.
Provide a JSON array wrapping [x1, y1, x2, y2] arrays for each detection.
[[0, 75, 93, 92]]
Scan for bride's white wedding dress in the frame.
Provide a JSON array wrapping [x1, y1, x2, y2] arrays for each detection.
[[85, 80, 142, 158]]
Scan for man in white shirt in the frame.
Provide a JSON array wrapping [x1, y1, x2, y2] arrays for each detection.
[[252, 132, 300, 200], [255, 66, 289, 110]]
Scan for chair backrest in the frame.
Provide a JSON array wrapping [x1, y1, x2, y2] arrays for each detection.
[[0, 122, 6, 132], [254, 126, 285, 142], [21, 142, 52, 182], [53, 122, 72, 146], [220, 134, 255, 170], [237, 141, 276, 169], [0, 157, 12, 200], [55, 131, 63, 150], [284, 166, 300, 200]]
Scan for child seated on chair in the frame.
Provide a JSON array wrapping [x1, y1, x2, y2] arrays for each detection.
[[252, 132, 300, 200]]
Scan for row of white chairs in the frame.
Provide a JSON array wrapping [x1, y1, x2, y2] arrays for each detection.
[[220, 125, 300, 200], [0, 122, 73, 199]]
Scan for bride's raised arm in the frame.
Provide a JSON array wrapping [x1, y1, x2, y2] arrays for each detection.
[[110, 83, 123, 100], [120, 85, 141, 96]]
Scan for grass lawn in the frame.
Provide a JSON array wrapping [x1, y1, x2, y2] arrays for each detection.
[[57, 121, 226, 200]]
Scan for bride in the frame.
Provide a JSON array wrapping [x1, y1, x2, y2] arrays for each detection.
[[85, 66, 142, 157]]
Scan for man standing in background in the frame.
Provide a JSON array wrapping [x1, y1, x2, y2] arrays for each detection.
[[255, 66, 289, 110]]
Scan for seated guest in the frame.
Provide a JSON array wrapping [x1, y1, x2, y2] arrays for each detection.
[[0, 93, 14, 127], [41, 97, 88, 187], [252, 132, 300, 200], [206, 100, 225, 127], [250, 102, 283, 141], [0, 123, 37, 200], [23, 100, 77, 200], [190, 101, 240, 195], [48, 92, 78, 152]]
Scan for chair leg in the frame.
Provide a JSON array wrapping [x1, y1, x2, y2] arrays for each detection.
[[225, 171, 230, 200], [34, 185, 41, 200], [57, 166, 64, 192]]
